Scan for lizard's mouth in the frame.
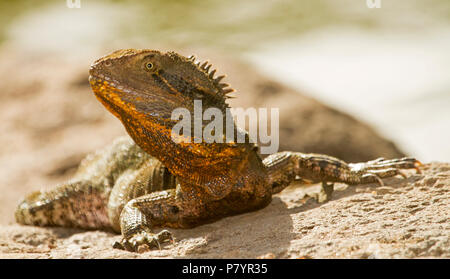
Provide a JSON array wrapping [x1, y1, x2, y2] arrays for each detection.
[[88, 73, 135, 99], [88, 63, 106, 82], [88, 64, 103, 86], [88, 73, 104, 84], [88, 70, 118, 91], [88, 60, 112, 85], [88, 63, 130, 94]]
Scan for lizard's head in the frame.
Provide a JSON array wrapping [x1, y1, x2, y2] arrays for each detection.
[[89, 49, 233, 123], [89, 49, 259, 198]]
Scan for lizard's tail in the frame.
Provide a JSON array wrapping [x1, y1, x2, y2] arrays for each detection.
[[15, 180, 112, 230]]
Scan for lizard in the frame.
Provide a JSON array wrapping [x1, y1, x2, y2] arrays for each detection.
[[15, 49, 422, 252]]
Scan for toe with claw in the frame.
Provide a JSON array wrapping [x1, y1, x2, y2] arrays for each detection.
[[351, 157, 423, 186], [113, 230, 174, 252]]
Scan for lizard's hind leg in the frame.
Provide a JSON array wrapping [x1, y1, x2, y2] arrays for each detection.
[[107, 158, 178, 233], [15, 136, 153, 230]]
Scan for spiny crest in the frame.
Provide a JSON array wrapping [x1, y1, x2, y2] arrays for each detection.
[[187, 54, 236, 99]]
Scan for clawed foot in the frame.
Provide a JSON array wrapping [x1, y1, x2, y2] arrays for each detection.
[[349, 157, 422, 186], [113, 230, 174, 252], [311, 157, 422, 203]]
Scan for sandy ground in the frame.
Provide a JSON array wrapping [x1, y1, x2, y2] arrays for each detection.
[[0, 45, 447, 258]]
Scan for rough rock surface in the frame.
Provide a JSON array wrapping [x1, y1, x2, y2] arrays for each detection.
[[0, 162, 448, 259]]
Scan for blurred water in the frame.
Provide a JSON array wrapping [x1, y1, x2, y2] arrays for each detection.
[[245, 28, 450, 161]]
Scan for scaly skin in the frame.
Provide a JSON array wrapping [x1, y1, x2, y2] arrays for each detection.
[[15, 49, 422, 252]]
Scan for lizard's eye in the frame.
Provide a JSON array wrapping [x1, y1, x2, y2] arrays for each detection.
[[145, 62, 154, 71]]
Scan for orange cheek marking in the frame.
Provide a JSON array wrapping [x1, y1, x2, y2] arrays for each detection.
[[91, 80, 243, 166], [92, 81, 141, 120]]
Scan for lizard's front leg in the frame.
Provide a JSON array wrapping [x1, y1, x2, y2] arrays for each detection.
[[264, 152, 421, 202], [113, 189, 183, 252]]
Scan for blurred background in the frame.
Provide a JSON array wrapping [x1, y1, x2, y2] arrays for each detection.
[[0, 0, 448, 224], [1, 0, 449, 160]]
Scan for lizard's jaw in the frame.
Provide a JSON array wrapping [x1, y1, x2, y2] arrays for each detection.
[[88, 64, 106, 89], [88, 58, 104, 80]]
